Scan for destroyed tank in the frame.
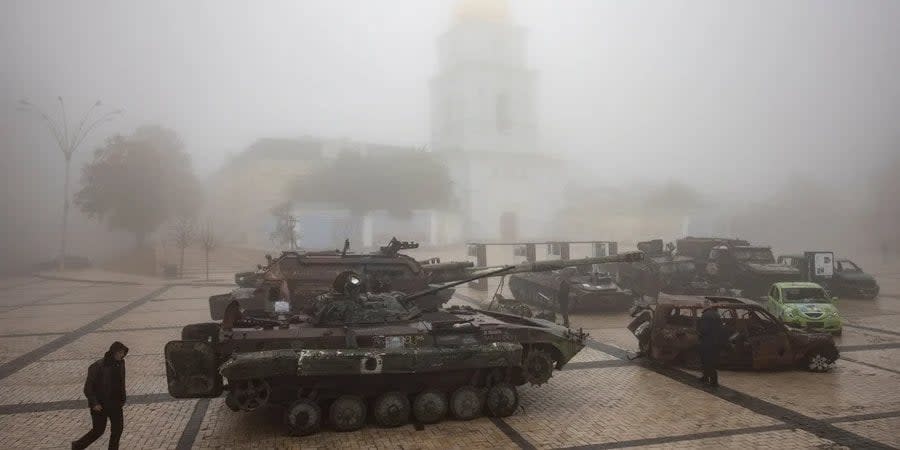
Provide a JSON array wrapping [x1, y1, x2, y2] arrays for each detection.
[[618, 239, 717, 296], [219, 238, 474, 316], [508, 267, 636, 312], [214, 237, 625, 316], [164, 251, 642, 436]]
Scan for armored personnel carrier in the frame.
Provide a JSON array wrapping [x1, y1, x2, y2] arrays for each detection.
[[508, 268, 636, 312], [165, 251, 642, 436], [618, 239, 716, 296], [219, 238, 474, 316]]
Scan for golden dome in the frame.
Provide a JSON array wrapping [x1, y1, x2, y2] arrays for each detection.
[[454, 0, 509, 22]]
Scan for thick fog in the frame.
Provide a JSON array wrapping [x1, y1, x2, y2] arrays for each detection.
[[3, 0, 900, 272]]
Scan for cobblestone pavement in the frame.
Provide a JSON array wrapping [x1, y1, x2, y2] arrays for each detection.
[[1, 277, 898, 449]]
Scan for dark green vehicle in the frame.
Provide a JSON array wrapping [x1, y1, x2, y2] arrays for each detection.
[[165, 252, 642, 436], [778, 254, 879, 299]]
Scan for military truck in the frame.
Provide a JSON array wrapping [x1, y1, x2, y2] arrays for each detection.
[[675, 237, 800, 298], [165, 251, 642, 436]]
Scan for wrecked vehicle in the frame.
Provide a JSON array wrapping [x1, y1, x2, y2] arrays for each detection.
[[705, 245, 801, 298], [628, 297, 839, 372], [778, 254, 880, 299], [166, 252, 642, 436], [675, 237, 801, 298], [487, 293, 557, 321], [215, 237, 632, 317], [675, 236, 750, 266], [217, 238, 474, 316], [508, 268, 636, 312], [833, 259, 879, 299], [618, 239, 717, 297]]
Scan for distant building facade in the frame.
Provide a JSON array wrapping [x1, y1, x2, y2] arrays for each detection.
[[206, 137, 459, 250]]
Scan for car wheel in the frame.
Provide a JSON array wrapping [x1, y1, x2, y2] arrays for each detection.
[[804, 346, 838, 372]]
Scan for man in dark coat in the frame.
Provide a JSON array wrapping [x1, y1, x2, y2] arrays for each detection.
[[72, 341, 129, 450], [696, 306, 723, 387], [557, 274, 571, 328]]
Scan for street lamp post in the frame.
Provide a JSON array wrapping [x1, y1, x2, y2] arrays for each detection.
[[18, 98, 122, 271]]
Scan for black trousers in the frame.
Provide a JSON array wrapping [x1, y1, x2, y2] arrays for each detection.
[[699, 348, 719, 386], [73, 405, 123, 450]]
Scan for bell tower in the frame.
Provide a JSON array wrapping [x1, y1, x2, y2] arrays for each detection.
[[430, 0, 537, 154], [430, 0, 561, 241]]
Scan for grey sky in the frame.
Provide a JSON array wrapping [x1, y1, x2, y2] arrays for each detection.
[[5, 0, 899, 199]]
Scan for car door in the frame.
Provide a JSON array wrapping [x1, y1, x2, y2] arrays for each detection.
[[745, 309, 794, 369]]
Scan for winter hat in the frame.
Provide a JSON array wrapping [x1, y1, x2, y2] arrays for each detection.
[[108, 341, 129, 356]]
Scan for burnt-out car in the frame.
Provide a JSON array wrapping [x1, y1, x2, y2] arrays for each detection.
[[628, 297, 839, 372]]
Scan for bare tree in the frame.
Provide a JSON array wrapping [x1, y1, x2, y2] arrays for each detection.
[[198, 220, 219, 281], [170, 215, 196, 278]]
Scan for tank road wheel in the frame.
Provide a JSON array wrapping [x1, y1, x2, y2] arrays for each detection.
[[228, 379, 270, 411], [373, 391, 411, 427], [284, 398, 322, 436], [485, 383, 519, 418], [225, 394, 240, 411], [450, 386, 483, 421], [329, 395, 367, 431], [412, 389, 448, 424], [523, 349, 555, 386]]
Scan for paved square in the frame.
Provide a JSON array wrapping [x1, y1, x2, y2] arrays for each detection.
[[0, 276, 898, 449]]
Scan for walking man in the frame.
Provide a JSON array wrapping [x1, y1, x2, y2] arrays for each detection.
[[73, 341, 129, 450], [696, 305, 723, 387], [557, 271, 571, 328]]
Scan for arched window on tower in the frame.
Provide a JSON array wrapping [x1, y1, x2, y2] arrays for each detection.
[[496, 93, 509, 133]]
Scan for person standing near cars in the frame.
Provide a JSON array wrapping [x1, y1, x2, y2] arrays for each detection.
[[696, 305, 723, 387]]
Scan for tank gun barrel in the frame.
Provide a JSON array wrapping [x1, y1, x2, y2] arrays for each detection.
[[405, 251, 643, 302], [425, 252, 643, 283], [504, 253, 642, 274]]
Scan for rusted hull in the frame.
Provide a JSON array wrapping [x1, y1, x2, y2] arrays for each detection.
[[220, 343, 522, 380]]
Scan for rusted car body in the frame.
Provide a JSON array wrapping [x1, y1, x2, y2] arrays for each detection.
[[167, 252, 643, 436], [628, 297, 839, 372]]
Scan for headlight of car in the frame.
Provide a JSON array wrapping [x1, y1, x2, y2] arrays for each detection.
[[784, 309, 799, 320]]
